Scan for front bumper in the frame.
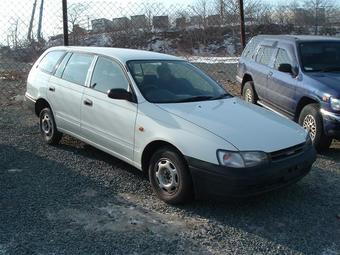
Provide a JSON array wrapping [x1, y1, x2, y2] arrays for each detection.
[[321, 109, 340, 139], [24, 93, 36, 113], [186, 145, 316, 199]]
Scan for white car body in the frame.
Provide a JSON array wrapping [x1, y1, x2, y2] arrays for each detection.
[[25, 46, 315, 201]]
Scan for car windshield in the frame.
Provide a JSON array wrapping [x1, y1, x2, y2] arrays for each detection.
[[127, 60, 230, 103], [299, 41, 340, 72]]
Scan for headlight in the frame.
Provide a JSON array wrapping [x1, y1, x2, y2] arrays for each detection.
[[330, 97, 340, 111], [217, 150, 268, 168]]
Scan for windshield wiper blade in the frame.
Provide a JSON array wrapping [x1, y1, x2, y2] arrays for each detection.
[[174, 95, 215, 103], [212, 93, 231, 100], [320, 66, 340, 72]]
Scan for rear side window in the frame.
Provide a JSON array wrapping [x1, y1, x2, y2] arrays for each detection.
[[38, 51, 65, 74], [54, 52, 72, 78], [91, 57, 129, 93], [62, 53, 93, 86], [274, 49, 292, 70], [242, 38, 260, 59], [255, 46, 275, 66]]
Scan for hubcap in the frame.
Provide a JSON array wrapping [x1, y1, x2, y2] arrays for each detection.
[[155, 158, 178, 194], [303, 114, 316, 140], [41, 113, 53, 137], [245, 89, 252, 103]]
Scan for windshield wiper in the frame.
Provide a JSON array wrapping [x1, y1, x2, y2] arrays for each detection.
[[174, 95, 215, 103], [320, 66, 340, 72], [212, 93, 231, 100]]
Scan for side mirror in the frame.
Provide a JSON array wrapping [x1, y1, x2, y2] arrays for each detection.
[[278, 63, 293, 74], [107, 88, 133, 101]]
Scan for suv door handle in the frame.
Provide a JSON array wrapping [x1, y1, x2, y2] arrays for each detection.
[[49, 87, 55, 92], [83, 99, 93, 106]]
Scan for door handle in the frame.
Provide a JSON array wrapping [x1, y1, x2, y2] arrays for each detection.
[[49, 87, 55, 92], [83, 99, 93, 106]]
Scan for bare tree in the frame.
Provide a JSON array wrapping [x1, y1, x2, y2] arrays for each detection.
[[8, 19, 19, 48], [67, 3, 89, 44], [68, 3, 88, 32], [303, 0, 336, 34]]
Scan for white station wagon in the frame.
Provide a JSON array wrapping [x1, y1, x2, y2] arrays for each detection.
[[25, 46, 316, 204]]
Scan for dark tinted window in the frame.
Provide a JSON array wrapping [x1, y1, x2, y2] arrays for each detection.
[[91, 57, 129, 93], [62, 53, 93, 85], [127, 60, 228, 103], [255, 46, 275, 65], [299, 41, 340, 72], [38, 51, 65, 74], [274, 49, 292, 70]]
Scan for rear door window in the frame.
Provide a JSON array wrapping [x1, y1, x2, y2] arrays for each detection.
[[62, 53, 93, 86], [255, 46, 275, 66], [38, 50, 65, 74]]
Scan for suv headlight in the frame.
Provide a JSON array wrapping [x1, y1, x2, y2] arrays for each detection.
[[217, 150, 268, 168], [330, 97, 340, 111]]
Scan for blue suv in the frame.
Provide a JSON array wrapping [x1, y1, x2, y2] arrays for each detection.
[[237, 35, 340, 151]]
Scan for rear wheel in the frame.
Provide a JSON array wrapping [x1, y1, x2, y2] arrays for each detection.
[[298, 104, 332, 152], [148, 147, 193, 204], [242, 81, 257, 104], [39, 107, 62, 145]]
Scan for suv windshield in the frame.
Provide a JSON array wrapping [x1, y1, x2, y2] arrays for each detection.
[[127, 60, 230, 103], [299, 41, 340, 72]]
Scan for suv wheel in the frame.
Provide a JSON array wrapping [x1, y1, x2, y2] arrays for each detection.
[[298, 104, 332, 152], [242, 81, 257, 104], [148, 147, 193, 204], [39, 107, 62, 145]]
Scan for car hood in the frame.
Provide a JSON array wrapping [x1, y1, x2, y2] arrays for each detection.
[[156, 97, 307, 152], [308, 72, 340, 92]]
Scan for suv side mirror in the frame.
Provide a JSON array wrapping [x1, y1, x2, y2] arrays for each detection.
[[107, 88, 133, 101], [278, 63, 293, 74]]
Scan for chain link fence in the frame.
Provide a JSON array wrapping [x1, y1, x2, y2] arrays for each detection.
[[1, 0, 340, 106]]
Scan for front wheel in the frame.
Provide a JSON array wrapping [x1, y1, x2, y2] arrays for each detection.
[[242, 81, 257, 104], [298, 104, 332, 152], [39, 107, 62, 145], [148, 147, 193, 204]]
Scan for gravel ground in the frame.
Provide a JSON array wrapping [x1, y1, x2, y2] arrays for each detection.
[[0, 83, 339, 255]]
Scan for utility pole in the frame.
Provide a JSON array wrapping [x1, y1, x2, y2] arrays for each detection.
[[37, 0, 44, 42], [238, 0, 246, 49], [28, 0, 38, 42], [62, 0, 69, 46]]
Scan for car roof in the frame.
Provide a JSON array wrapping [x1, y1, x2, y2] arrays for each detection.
[[254, 34, 340, 43], [48, 46, 182, 63]]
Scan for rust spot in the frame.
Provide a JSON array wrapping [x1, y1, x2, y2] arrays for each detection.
[[138, 127, 144, 132]]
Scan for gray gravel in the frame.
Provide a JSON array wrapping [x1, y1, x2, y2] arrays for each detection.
[[0, 101, 339, 255]]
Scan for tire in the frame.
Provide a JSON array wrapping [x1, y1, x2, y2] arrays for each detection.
[[148, 147, 193, 204], [242, 81, 257, 104], [39, 107, 62, 145], [298, 103, 332, 152]]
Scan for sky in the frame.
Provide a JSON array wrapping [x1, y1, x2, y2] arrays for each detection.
[[0, 0, 289, 46]]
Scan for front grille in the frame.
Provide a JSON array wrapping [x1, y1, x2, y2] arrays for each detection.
[[270, 142, 305, 161]]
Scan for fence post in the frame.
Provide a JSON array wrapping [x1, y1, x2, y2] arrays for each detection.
[[62, 0, 69, 46], [238, 0, 246, 49]]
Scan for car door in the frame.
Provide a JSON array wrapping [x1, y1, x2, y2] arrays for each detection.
[[80, 56, 137, 161], [266, 46, 297, 114], [251, 45, 276, 99], [47, 52, 94, 135]]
